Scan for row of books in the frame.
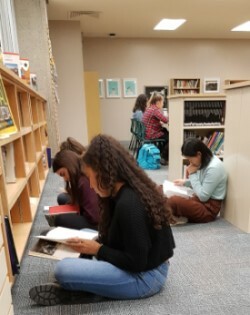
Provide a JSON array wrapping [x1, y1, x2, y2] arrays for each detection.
[[0, 51, 37, 90], [184, 101, 225, 125], [174, 79, 200, 88], [184, 131, 224, 156]]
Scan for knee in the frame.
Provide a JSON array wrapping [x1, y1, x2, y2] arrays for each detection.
[[57, 193, 71, 205]]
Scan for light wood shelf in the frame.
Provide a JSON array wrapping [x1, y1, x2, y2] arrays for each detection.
[[0, 64, 49, 283]]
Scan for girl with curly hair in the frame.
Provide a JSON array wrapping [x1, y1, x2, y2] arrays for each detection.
[[29, 134, 175, 306]]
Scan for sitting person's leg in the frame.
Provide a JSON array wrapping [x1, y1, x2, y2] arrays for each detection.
[[29, 258, 169, 305], [57, 192, 71, 205], [168, 196, 216, 223], [54, 213, 98, 230]]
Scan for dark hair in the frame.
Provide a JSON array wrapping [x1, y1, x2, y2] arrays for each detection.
[[132, 94, 148, 113], [149, 93, 163, 106], [181, 137, 213, 169], [59, 137, 86, 155], [82, 134, 173, 241], [53, 150, 82, 204]]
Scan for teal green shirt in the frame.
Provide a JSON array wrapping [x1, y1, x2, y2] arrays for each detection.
[[184, 156, 227, 202]]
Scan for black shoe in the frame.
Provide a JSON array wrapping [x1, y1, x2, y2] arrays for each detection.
[[29, 283, 104, 306]]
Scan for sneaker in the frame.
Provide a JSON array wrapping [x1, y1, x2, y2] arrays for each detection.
[[170, 216, 188, 226], [29, 283, 104, 306]]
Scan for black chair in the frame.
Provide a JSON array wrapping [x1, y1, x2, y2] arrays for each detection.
[[128, 118, 137, 151], [133, 120, 166, 158]]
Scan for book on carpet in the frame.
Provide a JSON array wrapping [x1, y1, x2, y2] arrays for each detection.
[[29, 227, 98, 260], [43, 204, 80, 226], [163, 180, 194, 199], [29, 238, 80, 260]]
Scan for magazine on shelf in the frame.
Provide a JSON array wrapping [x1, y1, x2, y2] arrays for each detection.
[[0, 73, 18, 136], [163, 180, 194, 199]]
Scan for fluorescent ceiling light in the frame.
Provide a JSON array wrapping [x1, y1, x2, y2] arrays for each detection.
[[154, 19, 186, 31], [231, 21, 250, 32]]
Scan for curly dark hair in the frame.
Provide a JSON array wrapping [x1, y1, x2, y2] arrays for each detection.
[[52, 150, 83, 205], [132, 94, 148, 113], [82, 134, 173, 240], [59, 137, 86, 156]]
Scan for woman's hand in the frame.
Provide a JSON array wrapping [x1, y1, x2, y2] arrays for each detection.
[[66, 238, 102, 255], [187, 163, 199, 175], [173, 179, 186, 186]]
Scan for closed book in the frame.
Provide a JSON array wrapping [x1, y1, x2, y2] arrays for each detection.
[[44, 204, 80, 226]]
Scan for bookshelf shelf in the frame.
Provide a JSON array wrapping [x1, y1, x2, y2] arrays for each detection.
[[168, 94, 226, 181], [0, 63, 49, 282], [170, 78, 201, 95]]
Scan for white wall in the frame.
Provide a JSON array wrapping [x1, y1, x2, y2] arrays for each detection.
[[49, 21, 89, 146], [82, 38, 250, 141]]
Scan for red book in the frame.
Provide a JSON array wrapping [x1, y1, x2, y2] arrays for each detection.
[[44, 205, 80, 226], [48, 204, 80, 215]]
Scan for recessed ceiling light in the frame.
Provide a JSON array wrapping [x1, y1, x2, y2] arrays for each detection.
[[154, 19, 186, 31], [231, 21, 250, 32]]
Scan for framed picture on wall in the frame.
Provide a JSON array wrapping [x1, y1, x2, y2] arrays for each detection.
[[123, 78, 137, 98], [204, 78, 220, 93], [98, 79, 104, 98], [106, 78, 121, 98]]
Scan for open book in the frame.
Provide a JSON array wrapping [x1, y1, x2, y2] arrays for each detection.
[[163, 180, 194, 199], [36, 227, 98, 243], [29, 227, 98, 260]]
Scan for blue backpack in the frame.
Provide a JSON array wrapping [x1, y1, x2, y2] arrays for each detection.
[[137, 144, 161, 170]]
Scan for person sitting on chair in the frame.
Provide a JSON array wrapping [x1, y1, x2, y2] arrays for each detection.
[[142, 93, 169, 165], [132, 93, 148, 121]]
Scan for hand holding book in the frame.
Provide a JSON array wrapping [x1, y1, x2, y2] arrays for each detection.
[[66, 238, 102, 255]]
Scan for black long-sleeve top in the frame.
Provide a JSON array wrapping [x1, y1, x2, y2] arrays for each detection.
[[97, 185, 175, 272]]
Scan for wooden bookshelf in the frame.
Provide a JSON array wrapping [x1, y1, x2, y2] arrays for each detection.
[[0, 64, 49, 283], [168, 94, 226, 181], [223, 81, 250, 233], [170, 78, 200, 95]]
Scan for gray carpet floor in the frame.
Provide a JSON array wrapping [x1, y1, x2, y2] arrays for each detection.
[[11, 168, 250, 315]]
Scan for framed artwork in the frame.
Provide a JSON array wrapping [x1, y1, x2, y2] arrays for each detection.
[[106, 79, 121, 98], [123, 78, 137, 98], [98, 79, 104, 98], [204, 78, 220, 93]]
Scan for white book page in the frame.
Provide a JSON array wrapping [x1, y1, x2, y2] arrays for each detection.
[[163, 180, 194, 199], [36, 227, 98, 243]]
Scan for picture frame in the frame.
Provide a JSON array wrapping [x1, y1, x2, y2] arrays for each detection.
[[98, 79, 104, 98], [106, 78, 121, 98], [123, 78, 137, 98], [204, 78, 220, 93]]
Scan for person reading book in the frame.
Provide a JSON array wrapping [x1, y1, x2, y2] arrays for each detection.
[[52, 149, 99, 230], [56, 137, 86, 205], [29, 134, 175, 306], [168, 137, 228, 224]]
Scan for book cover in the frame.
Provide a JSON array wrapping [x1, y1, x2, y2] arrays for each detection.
[[19, 58, 30, 85], [0, 74, 18, 136], [2, 52, 21, 77], [163, 180, 194, 199], [29, 238, 80, 261]]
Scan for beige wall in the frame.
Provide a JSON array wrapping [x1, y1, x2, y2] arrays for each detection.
[[82, 38, 250, 141], [49, 21, 89, 146]]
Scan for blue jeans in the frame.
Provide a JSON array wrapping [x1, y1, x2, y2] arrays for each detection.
[[54, 258, 169, 299]]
